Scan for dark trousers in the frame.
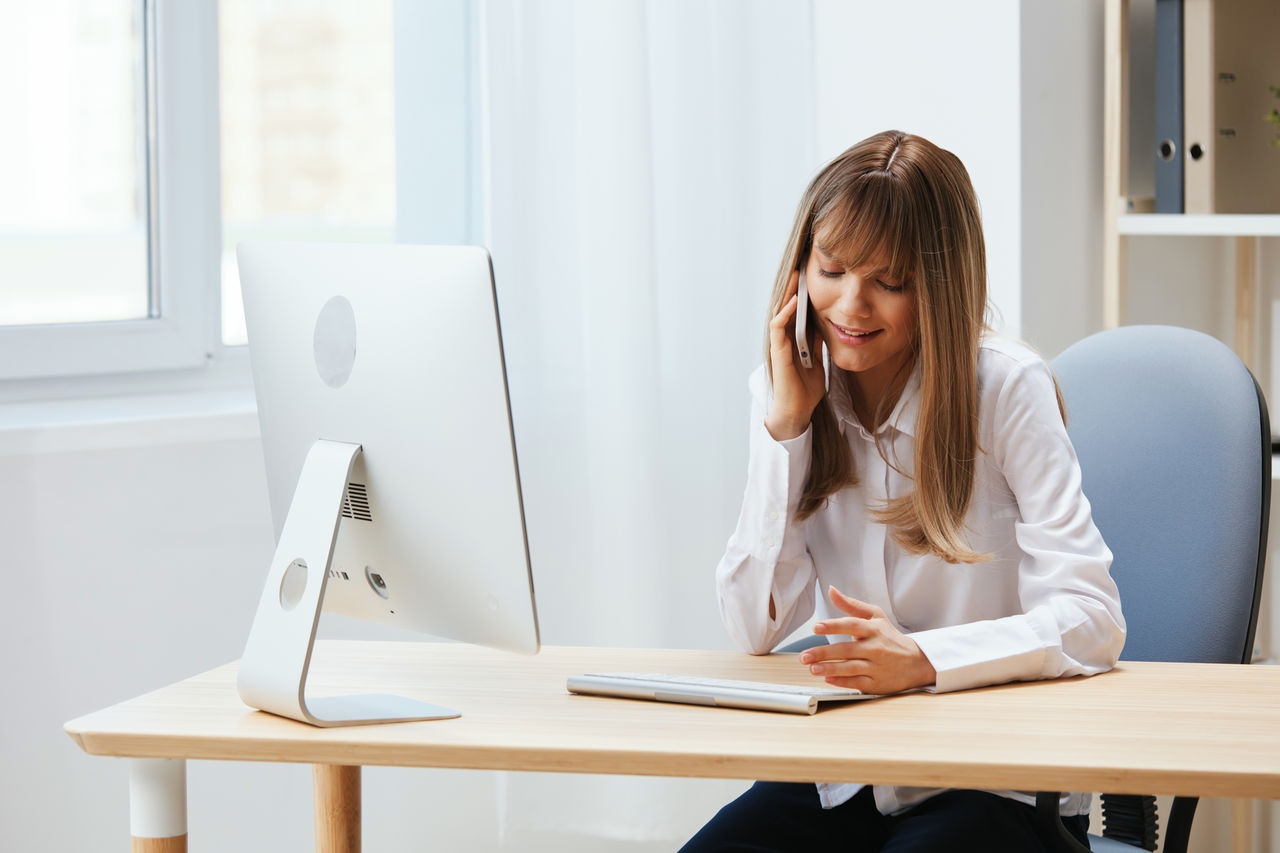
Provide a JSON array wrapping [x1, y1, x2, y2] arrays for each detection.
[[680, 782, 1090, 852]]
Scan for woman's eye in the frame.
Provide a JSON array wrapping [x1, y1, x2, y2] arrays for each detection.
[[877, 280, 905, 293], [818, 268, 843, 278]]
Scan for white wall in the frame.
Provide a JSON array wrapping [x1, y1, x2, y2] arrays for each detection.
[[0, 433, 509, 851], [0, 436, 304, 850], [812, 0, 1025, 340], [1019, 2, 1105, 358]]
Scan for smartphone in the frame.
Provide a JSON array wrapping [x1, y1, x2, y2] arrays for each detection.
[[795, 270, 814, 369]]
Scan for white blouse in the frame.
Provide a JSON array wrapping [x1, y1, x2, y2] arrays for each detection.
[[715, 335, 1126, 816]]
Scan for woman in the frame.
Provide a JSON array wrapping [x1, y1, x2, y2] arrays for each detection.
[[683, 131, 1124, 851]]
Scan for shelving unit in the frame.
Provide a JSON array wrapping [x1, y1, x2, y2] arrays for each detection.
[[1102, 0, 1276, 376], [1104, 2, 1273, 850], [1117, 214, 1280, 236]]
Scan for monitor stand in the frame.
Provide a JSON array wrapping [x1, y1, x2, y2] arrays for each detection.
[[236, 439, 460, 726]]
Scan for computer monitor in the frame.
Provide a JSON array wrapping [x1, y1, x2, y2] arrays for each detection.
[[235, 242, 539, 727]]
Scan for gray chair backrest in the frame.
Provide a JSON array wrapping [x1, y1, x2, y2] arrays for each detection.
[[1051, 325, 1269, 665]]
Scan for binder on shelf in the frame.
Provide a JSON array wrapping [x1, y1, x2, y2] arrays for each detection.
[[1183, 0, 1280, 214], [1155, 0, 1184, 213], [1183, 0, 1211, 212]]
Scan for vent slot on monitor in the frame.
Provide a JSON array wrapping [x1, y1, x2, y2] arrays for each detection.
[[342, 482, 373, 522]]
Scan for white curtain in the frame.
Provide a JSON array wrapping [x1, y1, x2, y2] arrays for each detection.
[[477, 0, 822, 845]]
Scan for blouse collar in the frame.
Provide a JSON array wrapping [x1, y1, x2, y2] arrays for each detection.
[[826, 358, 922, 441]]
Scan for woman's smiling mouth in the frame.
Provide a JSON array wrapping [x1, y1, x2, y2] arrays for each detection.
[[830, 321, 882, 345]]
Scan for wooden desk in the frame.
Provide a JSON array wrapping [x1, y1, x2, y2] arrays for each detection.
[[65, 642, 1280, 851]]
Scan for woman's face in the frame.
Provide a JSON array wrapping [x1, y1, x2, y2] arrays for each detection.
[[804, 244, 917, 398]]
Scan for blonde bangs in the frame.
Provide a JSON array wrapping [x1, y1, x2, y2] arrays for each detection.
[[811, 173, 918, 285]]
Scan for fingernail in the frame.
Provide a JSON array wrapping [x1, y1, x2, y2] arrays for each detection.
[[799, 653, 812, 663], [809, 664, 824, 675], [814, 622, 826, 632]]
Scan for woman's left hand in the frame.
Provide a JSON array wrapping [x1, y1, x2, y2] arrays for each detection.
[[799, 586, 937, 694]]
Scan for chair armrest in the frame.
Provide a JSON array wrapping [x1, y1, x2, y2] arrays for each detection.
[[1162, 796, 1199, 853], [775, 635, 826, 654], [1036, 792, 1091, 853]]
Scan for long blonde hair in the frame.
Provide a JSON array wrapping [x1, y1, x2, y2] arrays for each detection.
[[765, 131, 989, 564]]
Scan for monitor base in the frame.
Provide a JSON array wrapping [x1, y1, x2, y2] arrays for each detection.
[[291, 694, 459, 727], [236, 439, 458, 727]]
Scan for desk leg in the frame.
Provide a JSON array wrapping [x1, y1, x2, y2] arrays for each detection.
[[1231, 799, 1253, 853], [313, 764, 361, 852], [128, 758, 187, 852]]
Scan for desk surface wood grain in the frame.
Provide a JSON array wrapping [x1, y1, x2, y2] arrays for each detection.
[[64, 642, 1280, 799]]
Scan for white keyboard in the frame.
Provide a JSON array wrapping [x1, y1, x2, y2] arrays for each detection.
[[593, 672, 862, 696], [566, 671, 881, 715]]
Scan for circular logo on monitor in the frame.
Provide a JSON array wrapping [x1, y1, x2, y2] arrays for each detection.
[[314, 295, 357, 388]]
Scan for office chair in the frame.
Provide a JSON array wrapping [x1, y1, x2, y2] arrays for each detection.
[[782, 326, 1270, 853], [1034, 325, 1270, 852]]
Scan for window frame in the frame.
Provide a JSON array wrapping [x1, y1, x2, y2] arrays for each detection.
[[0, 0, 223, 384]]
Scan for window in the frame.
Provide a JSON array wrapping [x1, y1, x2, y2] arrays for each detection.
[[0, 1, 150, 328], [218, 0, 397, 347], [0, 1, 473, 387], [0, 1, 214, 382]]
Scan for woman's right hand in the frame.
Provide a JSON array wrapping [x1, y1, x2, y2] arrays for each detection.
[[764, 269, 827, 441]]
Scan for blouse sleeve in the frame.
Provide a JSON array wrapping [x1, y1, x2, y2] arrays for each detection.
[[715, 366, 820, 655], [908, 357, 1127, 693]]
